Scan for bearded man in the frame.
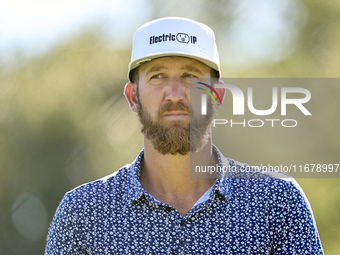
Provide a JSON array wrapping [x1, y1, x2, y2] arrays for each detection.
[[45, 17, 324, 255]]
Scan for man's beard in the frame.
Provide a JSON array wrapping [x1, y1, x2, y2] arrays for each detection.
[[137, 92, 214, 155]]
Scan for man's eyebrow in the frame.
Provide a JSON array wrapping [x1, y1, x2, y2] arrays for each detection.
[[145, 65, 168, 76], [144, 64, 204, 76], [180, 65, 203, 75]]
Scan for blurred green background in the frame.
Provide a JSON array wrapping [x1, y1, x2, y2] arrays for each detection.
[[0, 0, 339, 254]]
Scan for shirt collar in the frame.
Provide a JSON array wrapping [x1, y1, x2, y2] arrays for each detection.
[[212, 144, 233, 201], [126, 149, 146, 204], [126, 146, 232, 205]]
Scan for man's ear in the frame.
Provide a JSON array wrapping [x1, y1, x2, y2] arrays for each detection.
[[124, 82, 138, 113], [213, 79, 226, 110]]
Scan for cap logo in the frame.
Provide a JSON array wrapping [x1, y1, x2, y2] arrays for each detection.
[[149, 33, 197, 45], [176, 33, 190, 43]]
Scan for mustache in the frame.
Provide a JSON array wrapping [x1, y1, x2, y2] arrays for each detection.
[[160, 102, 190, 115]]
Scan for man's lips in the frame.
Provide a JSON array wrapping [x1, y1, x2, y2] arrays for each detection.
[[162, 111, 189, 117]]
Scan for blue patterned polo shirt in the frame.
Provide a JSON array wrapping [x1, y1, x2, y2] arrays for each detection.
[[45, 146, 324, 254]]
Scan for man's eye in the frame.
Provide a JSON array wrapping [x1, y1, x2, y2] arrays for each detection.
[[151, 74, 163, 79], [183, 73, 198, 78]]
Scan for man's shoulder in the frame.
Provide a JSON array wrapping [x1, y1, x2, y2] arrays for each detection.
[[224, 157, 306, 201], [64, 164, 132, 203]]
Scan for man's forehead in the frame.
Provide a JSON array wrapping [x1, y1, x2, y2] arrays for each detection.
[[139, 56, 210, 74]]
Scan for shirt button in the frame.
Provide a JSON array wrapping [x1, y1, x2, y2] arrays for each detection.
[[180, 220, 185, 227], [179, 240, 185, 246]]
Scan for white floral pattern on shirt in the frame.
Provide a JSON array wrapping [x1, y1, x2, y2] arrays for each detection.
[[45, 146, 324, 254]]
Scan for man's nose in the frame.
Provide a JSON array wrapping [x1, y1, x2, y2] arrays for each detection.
[[165, 78, 187, 103]]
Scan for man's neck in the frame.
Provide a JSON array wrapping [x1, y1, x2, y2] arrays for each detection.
[[139, 138, 217, 216]]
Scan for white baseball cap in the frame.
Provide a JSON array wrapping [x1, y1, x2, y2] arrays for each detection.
[[128, 17, 220, 81]]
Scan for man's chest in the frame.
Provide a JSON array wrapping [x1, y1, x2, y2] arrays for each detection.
[[79, 200, 274, 254]]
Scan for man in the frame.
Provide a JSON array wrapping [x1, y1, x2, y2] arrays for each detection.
[[45, 17, 324, 254]]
